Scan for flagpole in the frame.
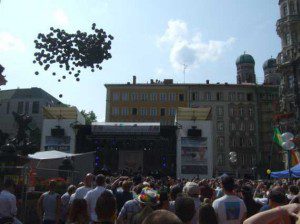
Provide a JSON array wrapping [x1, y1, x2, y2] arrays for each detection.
[[288, 150, 292, 179]]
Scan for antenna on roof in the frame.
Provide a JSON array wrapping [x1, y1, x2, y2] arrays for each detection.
[[182, 64, 188, 84]]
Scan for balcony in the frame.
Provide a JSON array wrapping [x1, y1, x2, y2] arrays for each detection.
[[277, 15, 300, 27]]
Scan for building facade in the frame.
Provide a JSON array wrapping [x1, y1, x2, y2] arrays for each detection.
[[276, 0, 300, 128], [0, 87, 61, 137], [105, 77, 188, 125], [105, 73, 281, 176]]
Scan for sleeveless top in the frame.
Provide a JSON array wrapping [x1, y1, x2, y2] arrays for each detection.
[[42, 191, 59, 221]]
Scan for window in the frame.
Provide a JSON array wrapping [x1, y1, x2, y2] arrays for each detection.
[[283, 4, 288, 17], [132, 108, 137, 115], [292, 31, 297, 43], [179, 93, 184, 101], [228, 92, 236, 101], [121, 108, 128, 116], [140, 108, 148, 116], [247, 93, 253, 101], [6, 102, 10, 114], [121, 93, 128, 101], [32, 101, 39, 114], [169, 93, 176, 101], [217, 153, 225, 166], [239, 107, 244, 116], [150, 108, 157, 116], [160, 108, 165, 116], [25, 101, 29, 114], [249, 107, 253, 117], [112, 107, 119, 116], [169, 108, 176, 116], [288, 75, 294, 88], [231, 138, 236, 148], [160, 93, 167, 101], [131, 93, 138, 101], [229, 107, 235, 117], [239, 122, 245, 131], [240, 137, 246, 147], [290, 2, 295, 14], [249, 122, 255, 131], [237, 93, 245, 101], [217, 121, 224, 131], [112, 93, 120, 101], [230, 121, 236, 131], [286, 33, 291, 45], [17, 101, 24, 114], [191, 92, 198, 101], [248, 138, 254, 147], [150, 93, 157, 101], [217, 137, 225, 149], [216, 106, 224, 116], [216, 92, 223, 101], [140, 93, 148, 101], [242, 154, 246, 166], [205, 92, 211, 101]]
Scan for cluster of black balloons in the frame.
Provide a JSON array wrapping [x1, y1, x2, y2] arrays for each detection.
[[33, 23, 113, 98]]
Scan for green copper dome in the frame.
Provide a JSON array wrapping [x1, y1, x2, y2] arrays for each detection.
[[263, 58, 276, 70], [236, 54, 255, 65]]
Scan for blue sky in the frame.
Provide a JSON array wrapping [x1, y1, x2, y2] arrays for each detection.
[[0, 0, 281, 121]]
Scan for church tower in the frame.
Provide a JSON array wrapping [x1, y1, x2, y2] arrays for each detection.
[[263, 58, 281, 85], [236, 53, 256, 84]]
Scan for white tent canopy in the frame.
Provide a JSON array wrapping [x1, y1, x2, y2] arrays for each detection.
[[28, 150, 81, 160]]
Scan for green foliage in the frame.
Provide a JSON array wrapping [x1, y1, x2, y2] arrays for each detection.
[[80, 110, 97, 125]]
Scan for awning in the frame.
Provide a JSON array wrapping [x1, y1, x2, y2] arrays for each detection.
[[28, 150, 80, 160]]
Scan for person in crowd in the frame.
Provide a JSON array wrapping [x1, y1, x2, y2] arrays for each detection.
[[240, 185, 262, 218], [287, 185, 299, 202], [198, 203, 218, 224], [114, 180, 133, 213], [61, 185, 76, 224], [0, 178, 21, 224], [37, 180, 61, 224], [67, 199, 89, 224], [175, 196, 195, 224], [183, 182, 201, 224], [117, 187, 159, 224], [212, 175, 247, 224], [84, 174, 107, 222], [259, 187, 287, 212], [244, 203, 300, 224], [142, 210, 183, 224], [71, 173, 94, 203], [157, 190, 169, 210], [199, 185, 214, 203], [95, 190, 117, 224], [169, 184, 183, 212]]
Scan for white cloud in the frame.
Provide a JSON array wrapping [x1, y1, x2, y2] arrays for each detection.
[[158, 20, 235, 71], [0, 32, 26, 52], [53, 9, 69, 26]]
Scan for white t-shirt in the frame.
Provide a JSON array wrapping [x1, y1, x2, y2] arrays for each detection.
[[212, 194, 247, 224], [84, 186, 107, 222]]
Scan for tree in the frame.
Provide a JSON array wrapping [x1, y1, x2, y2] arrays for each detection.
[[81, 110, 97, 125]]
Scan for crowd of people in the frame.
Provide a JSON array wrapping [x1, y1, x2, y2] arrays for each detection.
[[2, 173, 300, 224]]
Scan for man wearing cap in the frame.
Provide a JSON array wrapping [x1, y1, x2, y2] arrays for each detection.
[[212, 175, 247, 224], [117, 187, 159, 224]]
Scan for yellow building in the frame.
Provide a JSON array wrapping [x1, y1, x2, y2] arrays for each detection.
[[105, 76, 188, 125]]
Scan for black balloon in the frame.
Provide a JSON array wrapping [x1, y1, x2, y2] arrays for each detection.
[[33, 23, 113, 82]]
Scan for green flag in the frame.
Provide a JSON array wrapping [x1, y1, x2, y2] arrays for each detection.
[[273, 127, 283, 147]]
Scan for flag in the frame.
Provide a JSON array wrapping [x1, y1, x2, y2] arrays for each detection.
[[273, 127, 283, 147], [291, 150, 300, 166]]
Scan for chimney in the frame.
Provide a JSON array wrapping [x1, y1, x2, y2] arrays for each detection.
[[206, 80, 209, 84], [133, 76, 137, 85]]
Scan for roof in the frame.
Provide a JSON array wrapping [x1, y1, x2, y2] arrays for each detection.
[[92, 122, 160, 126], [263, 58, 277, 70], [0, 87, 61, 103], [236, 54, 255, 65], [43, 106, 81, 119]]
